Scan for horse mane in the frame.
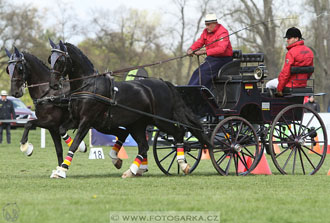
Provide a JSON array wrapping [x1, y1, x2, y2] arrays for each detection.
[[64, 42, 95, 72], [22, 52, 50, 71]]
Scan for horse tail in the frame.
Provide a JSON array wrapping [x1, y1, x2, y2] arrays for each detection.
[[164, 81, 211, 147]]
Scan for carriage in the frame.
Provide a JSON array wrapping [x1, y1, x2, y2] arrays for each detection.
[[153, 50, 328, 176], [11, 40, 326, 178]]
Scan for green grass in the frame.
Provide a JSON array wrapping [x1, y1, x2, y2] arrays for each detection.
[[1, 128, 330, 223]]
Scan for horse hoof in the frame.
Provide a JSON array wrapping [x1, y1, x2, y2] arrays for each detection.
[[183, 164, 190, 175], [136, 168, 148, 177], [78, 141, 87, 153], [20, 143, 34, 156], [114, 159, 123, 169], [50, 166, 67, 178], [121, 169, 135, 178]]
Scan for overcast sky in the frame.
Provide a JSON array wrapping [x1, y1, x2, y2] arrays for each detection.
[[11, 0, 170, 16]]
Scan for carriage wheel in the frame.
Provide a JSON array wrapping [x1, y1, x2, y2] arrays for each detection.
[[210, 116, 261, 176], [269, 104, 327, 175], [153, 130, 202, 175]]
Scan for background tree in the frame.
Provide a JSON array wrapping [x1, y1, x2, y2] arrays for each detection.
[[305, 0, 330, 110], [227, 0, 285, 77]]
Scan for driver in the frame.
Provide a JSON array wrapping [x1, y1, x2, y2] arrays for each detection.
[[187, 13, 233, 89]]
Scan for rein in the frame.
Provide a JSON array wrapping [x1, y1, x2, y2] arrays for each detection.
[[25, 17, 294, 89]]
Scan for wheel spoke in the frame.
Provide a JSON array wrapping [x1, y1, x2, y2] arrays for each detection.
[[273, 127, 292, 140], [234, 154, 239, 176], [156, 146, 175, 150], [214, 135, 231, 148], [242, 148, 254, 158], [159, 150, 176, 163], [300, 114, 315, 137], [187, 151, 198, 161], [220, 126, 232, 145], [301, 145, 322, 157], [238, 153, 249, 170], [298, 148, 305, 174], [282, 148, 295, 171], [291, 109, 298, 135], [235, 121, 244, 143], [166, 153, 177, 172], [292, 147, 297, 174], [216, 153, 227, 165], [300, 147, 316, 169], [275, 147, 291, 158], [225, 153, 233, 175], [281, 116, 296, 137]]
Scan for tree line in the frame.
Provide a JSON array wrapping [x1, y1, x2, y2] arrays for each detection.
[[0, 0, 329, 110]]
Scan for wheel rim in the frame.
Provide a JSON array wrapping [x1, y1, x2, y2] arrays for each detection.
[[153, 131, 202, 175], [269, 105, 328, 175], [210, 116, 261, 176]]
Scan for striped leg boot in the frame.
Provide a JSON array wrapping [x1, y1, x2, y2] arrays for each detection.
[[50, 151, 73, 178], [61, 133, 87, 153], [177, 143, 190, 174], [122, 155, 143, 178], [137, 156, 148, 176], [109, 141, 123, 169]]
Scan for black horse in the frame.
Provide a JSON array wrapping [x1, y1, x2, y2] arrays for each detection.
[[5, 47, 88, 167], [48, 40, 210, 178], [6, 47, 130, 175]]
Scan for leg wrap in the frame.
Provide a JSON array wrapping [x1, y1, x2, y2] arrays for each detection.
[[109, 141, 123, 167], [129, 155, 143, 175], [62, 151, 74, 169], [62, 133, 73, 147], [109, 140, 123, 160], [177, 143, 188, 172], [176, 144, 185, 161], [137, 156, 148, 176]]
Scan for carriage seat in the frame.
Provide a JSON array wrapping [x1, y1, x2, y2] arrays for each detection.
[[282, 66, 314, 96], [216, 60, 241, 79]]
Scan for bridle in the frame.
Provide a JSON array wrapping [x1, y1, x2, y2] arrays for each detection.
[[50, 48, 72, 87], [7, 56, 27, 87]]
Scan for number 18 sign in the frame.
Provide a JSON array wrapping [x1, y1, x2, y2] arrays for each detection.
[[88, 148, 105, 159]]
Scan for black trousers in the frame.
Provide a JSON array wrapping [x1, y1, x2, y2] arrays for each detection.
[[0, 123, 11, 144], [188, 56, 233, 89]]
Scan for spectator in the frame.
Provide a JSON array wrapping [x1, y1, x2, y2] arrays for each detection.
[[304, 95, 320, 112], [328, 99, 330, 112], [0, 90, 16, 144]]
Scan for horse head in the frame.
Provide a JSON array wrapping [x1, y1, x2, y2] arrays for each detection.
[[48, 39, 72, 90], [5, 47, 27, 97]]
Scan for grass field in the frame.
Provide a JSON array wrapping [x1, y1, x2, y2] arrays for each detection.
[[1, 128, 330, 223]]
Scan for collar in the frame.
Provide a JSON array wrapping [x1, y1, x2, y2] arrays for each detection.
[[287, 40, 304, 50]]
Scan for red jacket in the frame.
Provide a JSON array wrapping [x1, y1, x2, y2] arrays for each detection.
[[277, 40, 314, 92], [190, 24, 233, 57]]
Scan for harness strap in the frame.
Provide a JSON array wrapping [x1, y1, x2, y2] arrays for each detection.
[[70, 92, 203, 132]]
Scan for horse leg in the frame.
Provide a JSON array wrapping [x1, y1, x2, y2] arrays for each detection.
[[58, 118, 87, 153], [155, 121, 190, 174], [48, 130, 64, 166], [19, 121, 35, 156], [122, 125, 149, 178], [51, 121, 90, 179], [108, 128, 129, 169]]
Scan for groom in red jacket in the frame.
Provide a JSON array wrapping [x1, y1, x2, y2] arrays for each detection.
[[266, 27, 314, 96]]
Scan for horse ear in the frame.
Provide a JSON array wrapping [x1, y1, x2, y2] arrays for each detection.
[[59, 40, 66, 51], [4, 48, 11, 58], [14, 46, 20, 57], [49, 38, 56, 49]]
